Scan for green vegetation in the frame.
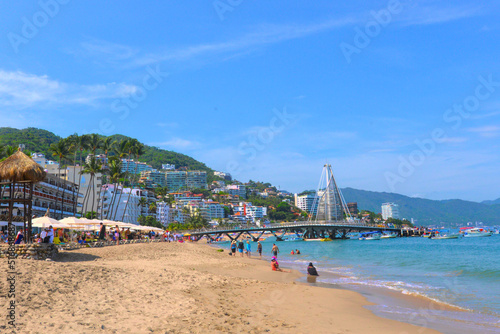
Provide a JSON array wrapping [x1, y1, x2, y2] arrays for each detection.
[[138, 215, 164, 229]]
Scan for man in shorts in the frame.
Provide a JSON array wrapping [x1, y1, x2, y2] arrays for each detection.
[[257, 241, 263, 259], [238, 240, 244, 257], [271, 243, 279, 258]]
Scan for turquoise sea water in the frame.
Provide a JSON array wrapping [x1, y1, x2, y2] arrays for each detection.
[[216, 234, 500, 333]]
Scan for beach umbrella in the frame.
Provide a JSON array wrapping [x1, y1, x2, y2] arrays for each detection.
[[0, 149, 46, 182], [32, 216, 61, 228]]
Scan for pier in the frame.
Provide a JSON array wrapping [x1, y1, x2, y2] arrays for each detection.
[[189, 221, 403, 242]]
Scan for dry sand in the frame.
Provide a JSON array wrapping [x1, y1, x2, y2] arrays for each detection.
[[1, 242, 442, 333]]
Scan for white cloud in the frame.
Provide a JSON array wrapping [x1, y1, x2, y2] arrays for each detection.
[[467, 125, 500, 138], [399, 4, 482, 26], [152, 138, 200, 150], [0, 69, 138, 108]]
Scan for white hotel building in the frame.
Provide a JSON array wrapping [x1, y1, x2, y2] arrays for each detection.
[[381, 202, 400, 220]]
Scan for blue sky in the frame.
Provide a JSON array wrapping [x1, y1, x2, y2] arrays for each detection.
[[1, 1, 499, 202]]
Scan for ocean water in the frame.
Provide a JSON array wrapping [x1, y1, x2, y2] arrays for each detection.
[[216, 234, 500, 333]]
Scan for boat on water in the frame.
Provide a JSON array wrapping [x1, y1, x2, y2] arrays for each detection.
[[381, 233, 397, 239], [304, 238, 323, 241], [359, 231, 382, 240], [284, 237, 303, 242], [462, 228, 493, 238], [430, 231, 460, 239], [320, 238, 332, 242]]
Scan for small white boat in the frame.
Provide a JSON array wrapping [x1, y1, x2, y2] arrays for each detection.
[[359, 232, 381, 240], [304, 238, 322, 241], [463, 228, 493, 238], [381, 233, 396, 239], [431, 234, 460, 240]]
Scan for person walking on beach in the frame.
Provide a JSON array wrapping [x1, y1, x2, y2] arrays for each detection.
[[246, 240, 251, 258], [238, 240, 244, 257], [99, 222, 106, 240], [271, 244, 279, 258], [257, 241, 262, 259], [231, 240, 237, 256], [114, 225, 120, 245]]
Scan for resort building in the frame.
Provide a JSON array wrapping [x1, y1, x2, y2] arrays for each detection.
[[161, 164, 175, 170], [85, 154, 108, 165], [121, 159, 153, 174], [139, 169, 166, 188], [165, 171, 208, 191], [99, 185, 156, 224], [11, 174, 82, 219], [156, 201, 171, 226], [347, 202, 358, 217], [233, 202, 267, 221], [214, 171, 232, 181], [66, 166, 103, 215], [382, 203, 400, 220], [225, 184, 246, 199], [294, 193, 318, 214]]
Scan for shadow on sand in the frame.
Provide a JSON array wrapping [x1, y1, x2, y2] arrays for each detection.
[[55, 252, 101, 262]]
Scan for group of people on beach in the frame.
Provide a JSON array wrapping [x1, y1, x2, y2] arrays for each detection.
[[226, 239, 319, 277]]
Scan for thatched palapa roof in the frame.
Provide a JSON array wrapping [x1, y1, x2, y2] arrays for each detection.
[[0, 149, 46, 182]]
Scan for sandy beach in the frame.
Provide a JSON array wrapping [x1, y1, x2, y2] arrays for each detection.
[[1, 242, 441, 334]]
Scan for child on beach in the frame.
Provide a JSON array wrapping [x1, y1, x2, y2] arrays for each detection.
[[246, 240, 251, 258]]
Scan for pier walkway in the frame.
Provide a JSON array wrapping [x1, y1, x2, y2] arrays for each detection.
[[189, 221, 408, 241]]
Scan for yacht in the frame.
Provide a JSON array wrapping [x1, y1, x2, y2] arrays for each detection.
[[463, 228, 493, 238]]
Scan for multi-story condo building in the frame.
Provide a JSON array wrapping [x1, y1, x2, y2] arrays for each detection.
[[121, 159, 153, 174], [165, 171, 207, 191], [66, 166, 103, 215], [233, 202, 267, 220], [214, 171, 232, 181], [382, 202, 400, 220], [140, 169, 166, 188], [16, 174, 81, 219], [225, 184, 246, 199], [162, 164, 175, 170], [85, 154, 108, 165], [294, 193, 318, 214], [99, 185, 156, 224], [156, 201, 171, 226]]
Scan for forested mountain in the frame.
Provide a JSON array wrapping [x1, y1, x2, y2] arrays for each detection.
[[342, 187, 500, 226]]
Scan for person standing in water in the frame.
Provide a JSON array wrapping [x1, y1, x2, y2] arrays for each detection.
[[271, 243, 279, 258], [257, 241, 262, 259], [230, 240, 237, 256], [246, 240, 251, 258]]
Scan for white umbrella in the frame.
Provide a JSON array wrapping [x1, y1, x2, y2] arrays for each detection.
[[32, 216, 63, 228]]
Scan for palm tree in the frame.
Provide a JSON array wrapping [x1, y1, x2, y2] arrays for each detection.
[[87, 134, 102, 156], [5, 145, 16, 156], [105, 158, 125, 220], [72, 134, 90, 215], [66, 133, 80, 215], [149, 201, 157, 214], [97, 136, 114, 219], [49, 140, 70, 219], [121, 140, 145, 221], [107, 140, 129, 220], [80, 156, 103, 216]]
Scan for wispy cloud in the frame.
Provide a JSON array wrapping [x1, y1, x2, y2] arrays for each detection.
[[151, 138, 201, 150], [467, 125, 500, 138], [136, 19, 358, 66], [399, 3, 482, 26], [439, 137, 468, 143], [0, 69, 138, 108]]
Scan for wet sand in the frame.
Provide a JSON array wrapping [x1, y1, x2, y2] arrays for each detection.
[[1, 242, 442, 333]]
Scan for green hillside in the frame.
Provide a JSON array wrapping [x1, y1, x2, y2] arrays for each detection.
[[341, 187, 500, 226], [0, 127, 212, 173]]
